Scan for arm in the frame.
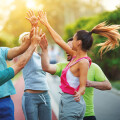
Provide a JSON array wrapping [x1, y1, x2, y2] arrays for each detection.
[[38, 10, 75, 57], [86, 80, 112, 90], [12, 27, 44, 75], [7, 10, 39, 60], [12, 44, 36, 75], [7, 38, 31, 60], [74, 60, 89, 102], [39, 35, 57, 74], [0, 67, 14, 86], [86, 63, 112, 90]]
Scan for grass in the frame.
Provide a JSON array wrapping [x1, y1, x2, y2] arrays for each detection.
[[110, 81, 120, 90]]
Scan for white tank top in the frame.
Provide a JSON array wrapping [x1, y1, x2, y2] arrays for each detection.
[[66, 69, 79, 89], [66, 58, 89, 89]]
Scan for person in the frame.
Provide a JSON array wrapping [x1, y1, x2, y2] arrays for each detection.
[[21, 10, 51, 120], [38, 10, 120, 120], [40, 37, 111, 120], [48, 45, 58, 64], [0, 26, 44, 120]]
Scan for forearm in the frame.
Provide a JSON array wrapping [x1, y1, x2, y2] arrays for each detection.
[[45, 23, 74, 56], [41, 49, 56, 74], [12, 44, 36, 75], [7, 41, 30, 59], [89, 80, 112, 90], [0, 67, 14, 86], [46, 23, 63, 44], [78, 86, 86, 95]]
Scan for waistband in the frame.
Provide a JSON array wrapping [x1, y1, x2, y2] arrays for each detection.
[[0, 96, 10, 99], [24, 89, 47, 93]]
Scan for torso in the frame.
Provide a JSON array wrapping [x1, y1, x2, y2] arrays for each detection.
[[67, 56, 89, 77], [23, 52, 49, 92]]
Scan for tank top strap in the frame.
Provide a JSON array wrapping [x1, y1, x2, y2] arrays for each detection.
[[69, 57, 92, 67], [66, 56, 76, 68]]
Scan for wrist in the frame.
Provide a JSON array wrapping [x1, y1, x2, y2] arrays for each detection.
[[46, 22, 50, 27], [30, 43, 38, 48], [42, 48, 48, 52], [78, 87, 85, 95], [32, 24, 38, 28], [89, 81, 94, 87]]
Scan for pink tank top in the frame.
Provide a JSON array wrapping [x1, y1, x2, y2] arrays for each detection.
[[60, 56, 92, 95]]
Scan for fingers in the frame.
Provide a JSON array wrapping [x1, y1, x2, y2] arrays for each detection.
[[25, 17, 30, 21], [40, 33, 45, 39], [73, 91, 81, 102], [74, 97, 80, 102], [39, 29, 42, 36], [30, 27, 34, 38], [27, 11, 31, 18], [38, 10, 45, 17], [27, 9, 35, 18], [28, 9, 33, 17], [35, 27, 39, 35], [32, 27, 36, 36], [30, 9, 35, 16]]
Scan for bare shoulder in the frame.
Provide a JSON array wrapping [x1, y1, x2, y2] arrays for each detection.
[[78, 59, 89, 69]]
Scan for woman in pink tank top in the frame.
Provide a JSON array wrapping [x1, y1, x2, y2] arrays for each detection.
[[38, 10, 120, 120]]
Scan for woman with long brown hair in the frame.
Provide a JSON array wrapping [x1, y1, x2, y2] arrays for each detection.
[[38, 10, 120, 120]]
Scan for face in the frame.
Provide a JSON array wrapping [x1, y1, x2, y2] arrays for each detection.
[[72, 33, 82, 51], [66, 41, 73, 61]]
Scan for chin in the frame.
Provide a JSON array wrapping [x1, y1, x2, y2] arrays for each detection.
[[72, 47, 76, 51], [67, 57, 72, 61]]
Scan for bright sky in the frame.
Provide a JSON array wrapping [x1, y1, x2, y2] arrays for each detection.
[[26, 0, 44, 10], [0, 0, 120, 31], [101, 0, 120, 11]]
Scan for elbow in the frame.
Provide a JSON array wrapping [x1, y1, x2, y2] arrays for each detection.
[[106, 81, 112, 90], [42, 66, 49, 72], [107, 84, 112, 90], [42, 67, 47, 72]]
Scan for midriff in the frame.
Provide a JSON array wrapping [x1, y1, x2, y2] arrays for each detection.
[[24, 89, 47, 93]]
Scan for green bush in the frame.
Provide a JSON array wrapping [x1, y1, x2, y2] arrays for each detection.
[[64, 8, 120, 81]]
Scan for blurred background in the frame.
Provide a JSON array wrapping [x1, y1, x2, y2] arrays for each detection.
[[0, 0, 120, 120]]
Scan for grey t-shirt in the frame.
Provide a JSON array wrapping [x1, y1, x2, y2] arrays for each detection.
[[23, 52, 49, 91]]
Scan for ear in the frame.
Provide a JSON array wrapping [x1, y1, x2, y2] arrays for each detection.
[[77, 40, 82, 46]]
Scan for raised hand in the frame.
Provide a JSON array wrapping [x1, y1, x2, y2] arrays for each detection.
[[38, 10, 48, 26], [39, 34, 48, 50], [31, 27, 45, 46], [26, 10, 38, 27]]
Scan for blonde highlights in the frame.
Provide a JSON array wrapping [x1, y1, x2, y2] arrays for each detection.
[[91, 22, 120, 56]]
